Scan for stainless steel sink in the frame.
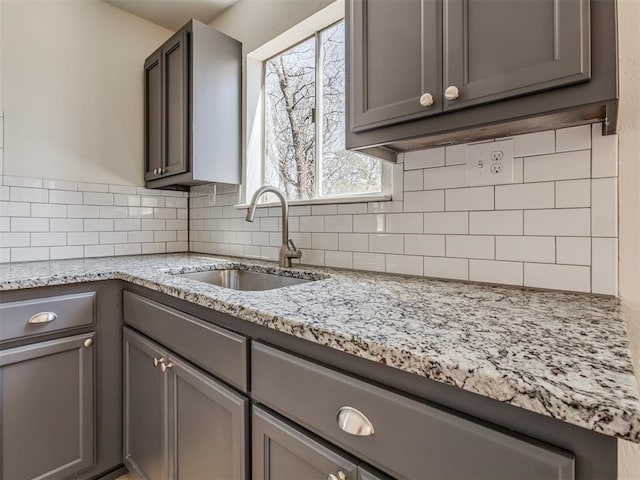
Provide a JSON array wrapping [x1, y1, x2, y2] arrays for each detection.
[[175, 269, 313, 291]]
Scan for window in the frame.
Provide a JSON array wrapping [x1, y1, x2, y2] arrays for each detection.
[[263, 21, 382, 202]]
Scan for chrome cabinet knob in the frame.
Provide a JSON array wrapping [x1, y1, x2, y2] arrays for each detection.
[[153, 168, 158, 174], [336, 406, 375, 436], [83, 338, 93, 348], [160, 362, 174, 373], [153, 356, 165, 367], [444, 85, 460, 100], [419, 92, 434, 107], [28, 311, 57, 324], [327, 472, 346, 480]]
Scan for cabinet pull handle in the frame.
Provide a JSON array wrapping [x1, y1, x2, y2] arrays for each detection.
[[28, 312, 57, 324], [153, 356, 165, 367], [444, 85, 460, 100], [336, 406, 374, 436], [327, 472, 346, 480], [419, 92, 434, 107], [160, 362, 174, 373]]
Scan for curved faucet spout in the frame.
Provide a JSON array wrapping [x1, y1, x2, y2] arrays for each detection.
[[245, 186, 302, 267]]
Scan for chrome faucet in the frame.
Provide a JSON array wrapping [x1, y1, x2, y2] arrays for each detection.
[[245, 186, 302, 268]]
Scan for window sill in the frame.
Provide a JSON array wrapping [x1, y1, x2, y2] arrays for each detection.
[[234, 193, 391, 210]]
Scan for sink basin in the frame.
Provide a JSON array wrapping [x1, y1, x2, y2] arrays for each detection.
[[175, 269, 314, 291]]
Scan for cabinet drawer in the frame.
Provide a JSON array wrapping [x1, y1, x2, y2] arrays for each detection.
[[252, 343, 575, 480], [0, 291, 96, 343], [123, 291, 248, 391]]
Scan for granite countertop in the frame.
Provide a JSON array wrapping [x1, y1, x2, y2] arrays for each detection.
[[1, 253, 639, 443]]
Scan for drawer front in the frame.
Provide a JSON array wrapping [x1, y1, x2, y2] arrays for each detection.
[[123, 291, 248, 391], [0, 291, 96, 343], [252, 343, 575, 480]]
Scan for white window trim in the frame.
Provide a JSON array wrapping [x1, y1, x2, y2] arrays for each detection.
[[237, 0, 393, 208]]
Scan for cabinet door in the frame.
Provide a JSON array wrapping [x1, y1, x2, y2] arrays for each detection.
[[443, 0, 590, 111], [123, 328, 168, 480], [0, 333, 95, 480], [161, 30, 189, 178], [144, 51, 163, 181], [349, 0, 442, 132], [253, 407, 358, 480], [167, 355, 248, 479]]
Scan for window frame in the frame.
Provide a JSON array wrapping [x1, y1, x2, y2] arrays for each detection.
[[238, 1, 393, 208]]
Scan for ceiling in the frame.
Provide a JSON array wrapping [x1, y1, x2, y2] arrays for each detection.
[[104, 0, 238, 31]]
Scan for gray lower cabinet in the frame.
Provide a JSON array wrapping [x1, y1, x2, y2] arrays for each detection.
[[0, 332, 95, 480], [123, 327, 248, 480], [253, 407, 359, 480]]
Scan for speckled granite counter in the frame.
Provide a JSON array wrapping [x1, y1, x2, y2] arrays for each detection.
[[1, 253, 639, 443]]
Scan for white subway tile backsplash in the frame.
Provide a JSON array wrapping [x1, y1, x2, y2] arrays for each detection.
[[79, 182, 109, 193], [386, 213, 423, 233], [3, 176, 43, 188], [85, 219, 113, 232], [31, 203, 67, 218], [445, 187, 493, 211], [524, 150, 590, 182], [423, 165, 466, 190], [312, 233, 338, 250], [83, 192, 114, 206], [368, 201, 403, 214], [50, 190, 83, 205], [31, 232, 66, 246], [404, 234, 445, 256], [469, 259, 523, 286], [0, 232, 31, 247], [300, 216, 324, 232], [85, 244, 115, 258], [524, 209, 590, 237], [338, 233, 368, 252], [353, 252, 385, 272], [324, 215, 352, 233], [68, 205, 99, 218], [404, 170, 423, 191], [68, 232, 99, 245], [10, 187, 48, 203], [524, 263, 590, 293], [495, 182, 554, 210], [591, 124, 618, 178], [100, 231, 128, 244], [1, 202, 30, 217], [312, 204, 337, 216], [325, 250, 353, 269], [496, 236, 555, 263], [555, 179, 590, 208], [424, 256, 468, 280], [446, 235, 494, 259], [11, 247, 49, 262], [386, 254, 423, 276], [404, 147, 444, 170], [337, 203, 367, 215], [115, 243, 142, 256], [369, 234, 404, 254], [423, 212, 468, 234], [591, 178, 617, 237], [51, 218, 84, 232], [353, 214, 385, 233], [50, 246, 84, 260], [11, 217, 48, 232], [556, 237, 591, 266], [513, 131, 555, 157], [404, 190, 444, 212], [592, 238, 618, 295], [555, 125, 591, 152], [469, 211, 523, 235], [44, 179, 78, 191], [445, 144, 467, 166]]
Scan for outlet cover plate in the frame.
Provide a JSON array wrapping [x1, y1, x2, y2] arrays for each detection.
[[467, 139, 514, 186]]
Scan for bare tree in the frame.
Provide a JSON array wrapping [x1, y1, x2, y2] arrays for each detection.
[[265, 22, 381, 201]]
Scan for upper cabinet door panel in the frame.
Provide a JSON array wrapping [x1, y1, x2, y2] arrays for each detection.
[[145, 52, 163, 181], [349, 0, 442, 132], [443, 0, 590, 111], [162, 30, 189, 178]]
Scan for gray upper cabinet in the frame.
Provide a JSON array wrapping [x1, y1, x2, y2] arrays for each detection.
[[144, 19, 241, 189], [0, 333, 95, 480], [253, 407, 359, 480], [349, 0, 442, 132], [144, 51, 163, 183], [346, 0, 617, 154], [443, 0, 590, 111]]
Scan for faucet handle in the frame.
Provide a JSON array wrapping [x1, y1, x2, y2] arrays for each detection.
[[287, 238, 302, 258]]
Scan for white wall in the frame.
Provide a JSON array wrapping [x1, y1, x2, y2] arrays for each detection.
[[617, 0, 640, 476], [1, 0, 172, 186]]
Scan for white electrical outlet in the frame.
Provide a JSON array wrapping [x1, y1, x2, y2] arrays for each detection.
[[466, 139, 514, 186]]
